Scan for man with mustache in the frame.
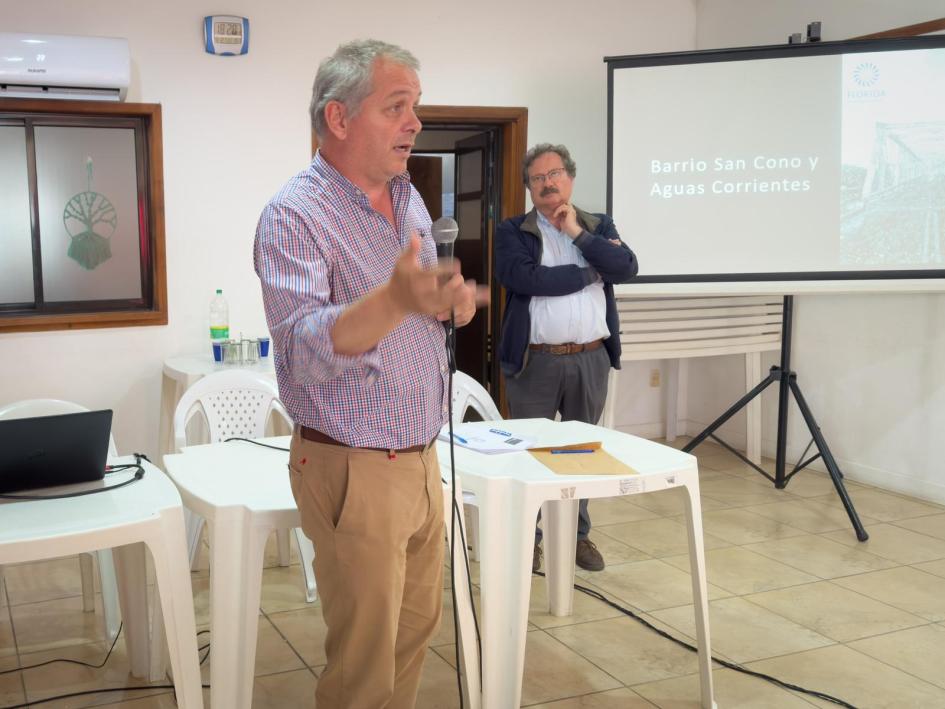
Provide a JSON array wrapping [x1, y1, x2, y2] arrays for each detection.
[[255, 39, 483, 707], [495, 143, 638, 573]]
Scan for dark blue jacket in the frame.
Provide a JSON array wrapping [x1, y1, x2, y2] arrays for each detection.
[[495, 207, 638, 378]]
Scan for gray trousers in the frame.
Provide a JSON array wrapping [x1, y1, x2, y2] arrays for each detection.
[[504, 346, 611, 542]]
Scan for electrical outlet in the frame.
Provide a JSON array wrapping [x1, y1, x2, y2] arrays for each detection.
[[649, 368, 660, 387]]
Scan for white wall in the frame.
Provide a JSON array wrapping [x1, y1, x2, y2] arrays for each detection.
[[0, 0, 696, 457], [688, 0, 945, 503]]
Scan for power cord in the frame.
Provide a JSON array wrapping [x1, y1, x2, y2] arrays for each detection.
[[0, 453, 148, 501], [0, 623, 126, 678], [0, 627, 212, 709], [534, 570, 858, 708]]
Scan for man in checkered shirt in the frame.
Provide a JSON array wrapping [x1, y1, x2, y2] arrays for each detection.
[[255, 39, 483, 708]]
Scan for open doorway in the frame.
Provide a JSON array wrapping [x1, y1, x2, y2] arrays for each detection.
[[411, 127, 499, 394], [312, 106, 527, 410], [411, 108, 527, 411]]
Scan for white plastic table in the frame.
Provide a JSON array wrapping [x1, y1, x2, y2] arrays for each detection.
[[158, 353, 275, 458], [0, 458, 204, 708], [162, 438, 477, 709], [449, 418, 715, 709]]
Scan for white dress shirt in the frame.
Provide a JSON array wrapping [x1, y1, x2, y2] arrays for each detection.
[[528, 211, 610, 345]]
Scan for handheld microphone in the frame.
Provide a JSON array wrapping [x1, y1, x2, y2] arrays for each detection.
[[431, 216, 459, 265], [431, 216, 459, 373]]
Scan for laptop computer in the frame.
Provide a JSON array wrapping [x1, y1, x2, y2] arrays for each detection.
[[0, 409, 113, 494]]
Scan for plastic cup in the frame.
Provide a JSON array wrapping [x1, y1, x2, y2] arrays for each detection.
[[223, 340, 241, 365], [258, 337, 270, 358], [242, 338, 259, 365], [212, 341, 223, 363]]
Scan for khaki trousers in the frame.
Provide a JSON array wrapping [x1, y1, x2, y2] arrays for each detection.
[[288, 427, 444, 709]]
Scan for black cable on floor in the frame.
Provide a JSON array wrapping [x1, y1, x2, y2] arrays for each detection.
[[0, 620, 125, 677], [4, 685, 178, 708], [534, 570, 858, 708], [0, 626, 212, 709]]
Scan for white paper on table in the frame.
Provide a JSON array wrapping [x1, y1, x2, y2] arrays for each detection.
[[437, 423, 536, 454]]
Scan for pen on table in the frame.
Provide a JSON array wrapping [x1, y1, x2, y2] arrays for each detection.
[[550, 449, 595, 455], [451, 433, 468, 444]]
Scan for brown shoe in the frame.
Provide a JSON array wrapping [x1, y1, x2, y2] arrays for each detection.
[[575, 539, 604, 571], [532, 543, 542, 573]]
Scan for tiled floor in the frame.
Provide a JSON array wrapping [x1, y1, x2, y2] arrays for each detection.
[[3, 440, 945, 708]]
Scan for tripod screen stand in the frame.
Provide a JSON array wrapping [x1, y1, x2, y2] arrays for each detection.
[[682, 295, 869, 541]]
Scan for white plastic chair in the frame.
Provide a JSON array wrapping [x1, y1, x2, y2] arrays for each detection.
[[452, 371, 502, 423], [0, 399, 121, 644], [450, 372, 502, 561], [172, 370, 317, 602]]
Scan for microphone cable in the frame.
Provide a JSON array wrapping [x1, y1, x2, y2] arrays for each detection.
[[532, 571, 858, 708], [444, 311, 483, 708]]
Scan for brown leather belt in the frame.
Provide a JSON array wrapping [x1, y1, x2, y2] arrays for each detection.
[[528, 339, 604, 355], [299, 426, 433, 455]]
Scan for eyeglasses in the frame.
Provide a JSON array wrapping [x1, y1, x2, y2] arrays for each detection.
[[527, 168, 568, 186]]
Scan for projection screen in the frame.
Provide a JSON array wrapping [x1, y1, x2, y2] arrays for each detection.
[[606, 36, 945, 294]]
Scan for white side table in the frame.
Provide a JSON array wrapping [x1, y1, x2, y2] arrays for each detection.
[[441, 418, 716, 709], [0, 459, 204, 707]]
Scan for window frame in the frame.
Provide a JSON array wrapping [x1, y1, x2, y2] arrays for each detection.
[[0, 99, 166, 333]]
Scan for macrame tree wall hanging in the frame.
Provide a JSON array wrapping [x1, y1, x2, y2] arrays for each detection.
[[63, 157, 117, 270]]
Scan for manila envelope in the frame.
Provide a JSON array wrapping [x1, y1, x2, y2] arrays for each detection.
[[528, 441, 638, 476]]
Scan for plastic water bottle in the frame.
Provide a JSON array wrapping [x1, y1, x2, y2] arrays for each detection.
[[209, 289, 229, 355]]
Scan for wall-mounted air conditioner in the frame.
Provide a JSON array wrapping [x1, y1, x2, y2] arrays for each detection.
[[0, 32, 130, 102]]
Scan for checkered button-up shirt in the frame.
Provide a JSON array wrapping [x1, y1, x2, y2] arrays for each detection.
[[254, 152, 449, 448]]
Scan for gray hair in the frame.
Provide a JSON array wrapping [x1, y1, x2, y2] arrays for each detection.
[[522, 143, 577, 185], [310, 39, 420, 138]]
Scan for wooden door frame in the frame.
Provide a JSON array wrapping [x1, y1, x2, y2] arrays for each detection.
[[311, 106, 528, 412]]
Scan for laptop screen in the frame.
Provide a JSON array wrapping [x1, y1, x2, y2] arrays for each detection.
[[0, 409, 113, 494]]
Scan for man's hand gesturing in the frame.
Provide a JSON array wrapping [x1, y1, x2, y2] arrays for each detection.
[[436, 278, 488, 327], [388, 234, 486, 321]]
